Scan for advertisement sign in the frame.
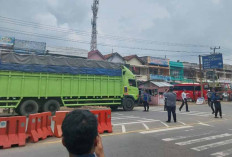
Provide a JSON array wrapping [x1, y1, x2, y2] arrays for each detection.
[[14, 39, 46, 54], [0, 36, 15, 48], [150, 74, 171, 81], [148, 57, 169, 67], [202, 54, 223, 69]]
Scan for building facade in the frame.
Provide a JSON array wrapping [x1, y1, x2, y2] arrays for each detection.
[[169, 61, 184, 82], [124, 55, 148, 81], [140, 56, 170, 82]]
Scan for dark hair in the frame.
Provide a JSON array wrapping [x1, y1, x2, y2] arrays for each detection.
[[62, 110, 98, 155], [169, 86, 174, 92]]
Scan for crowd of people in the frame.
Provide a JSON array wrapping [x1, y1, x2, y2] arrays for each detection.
[[141, 86, 223, 122]]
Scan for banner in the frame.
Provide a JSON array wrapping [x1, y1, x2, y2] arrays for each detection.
[[0, 36, 15, 48], [148, 57, 169, 67]]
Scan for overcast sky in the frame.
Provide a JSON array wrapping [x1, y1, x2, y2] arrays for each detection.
[[0, 0, 231, 64]]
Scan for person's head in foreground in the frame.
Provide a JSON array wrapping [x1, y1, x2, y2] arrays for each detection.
[[62, 110, 104, 157]]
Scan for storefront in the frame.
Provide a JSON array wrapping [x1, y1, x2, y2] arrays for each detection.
[[139, 81, 173, 106]]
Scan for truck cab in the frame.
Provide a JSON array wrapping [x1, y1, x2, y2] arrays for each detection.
[[121, 66, 139, 111]]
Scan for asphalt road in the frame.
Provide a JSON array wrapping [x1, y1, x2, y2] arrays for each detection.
[[1, 102, 232, 157]]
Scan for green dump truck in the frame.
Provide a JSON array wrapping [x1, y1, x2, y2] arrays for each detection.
[[0, 52, 139, 116]]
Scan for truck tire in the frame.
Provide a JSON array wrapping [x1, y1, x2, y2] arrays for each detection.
[[110, 106, 119, 111], [42, 100, 60, 115], [19, 100, 39, 116], [123, 98, 134, 111]]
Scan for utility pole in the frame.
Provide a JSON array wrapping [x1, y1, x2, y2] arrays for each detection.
[[90, 0, 99, 51], [210, 46, 220, 88], [199, 55, 203, 97]]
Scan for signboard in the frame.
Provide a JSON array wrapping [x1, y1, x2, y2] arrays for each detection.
[[150, 74, 171, 81], [196, 97, 205, 105], [202, 54, 223, 69], [14, 39, 46, 54], [148, 57, 169, 67], [0, 36, 15, 48]]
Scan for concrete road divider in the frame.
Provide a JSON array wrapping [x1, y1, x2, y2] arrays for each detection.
[[0, 116, 26, 149]]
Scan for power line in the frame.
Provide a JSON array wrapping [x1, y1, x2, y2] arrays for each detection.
[[0, 27, 211, 54], [0, 15, 212, 48]]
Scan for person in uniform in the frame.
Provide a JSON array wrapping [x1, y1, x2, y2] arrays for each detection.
[[143, 90, 150, 112], [164, 87, 177, 123], [207, 89, 216, 114], [211, 90, 223, 118]]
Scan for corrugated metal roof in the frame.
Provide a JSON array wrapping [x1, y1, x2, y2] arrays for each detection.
[[150, 81, 173, 87]]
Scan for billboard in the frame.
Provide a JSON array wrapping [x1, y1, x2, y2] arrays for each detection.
[[202, 54, 223, 69], [0, 36, 15, 48], [14, 39, 46, 54], [148, 57, 169, 67]]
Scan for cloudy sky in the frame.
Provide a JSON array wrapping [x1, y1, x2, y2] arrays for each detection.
[[0, 0, 231, 63]]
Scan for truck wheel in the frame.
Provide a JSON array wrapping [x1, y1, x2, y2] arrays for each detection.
[[42, 100, 60, 115], [123, 98, 134, 111], [19, 100, 39, 116], [110, 106, 119, 111]]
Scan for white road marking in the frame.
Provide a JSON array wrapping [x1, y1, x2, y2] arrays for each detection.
[[113, 120, 159, 126], [178, 111, 199, 114], [140, 126, 193, 134], [140, 118, 156, 121], [112, 116, 140, 120], [113, 113, 124, 116], [178, 111, 210, 117], [150, 108, 163, 111], [159, 111, 167, 113], [191, 139, 232, 151], [121, 125, 126, 133], [176, 133, 232, 146], [198, 121, 213, 127], [178, 121, 186, 125], [160, 121, 170, 127], [142, 123, 149, 130], [162, 132, 214, 142], [211, 148, 232, 157]]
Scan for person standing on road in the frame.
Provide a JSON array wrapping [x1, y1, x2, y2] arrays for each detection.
[[164, 87, 177, 123], [164, 89, 168, 111], [207, 88, 215, 114], [62, 110, 105, 157], [143, 90, 150, 112], [212, 90, 223, 118], [179, 89, 190, 112]]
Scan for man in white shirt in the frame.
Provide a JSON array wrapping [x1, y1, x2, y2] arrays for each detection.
[[179, 89, 190, 112]]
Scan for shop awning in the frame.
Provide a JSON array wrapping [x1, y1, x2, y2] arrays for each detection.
[[150, 81, 173, 87]]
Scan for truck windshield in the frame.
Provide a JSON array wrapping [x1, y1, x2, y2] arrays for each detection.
[[129, 79, 137, 87]]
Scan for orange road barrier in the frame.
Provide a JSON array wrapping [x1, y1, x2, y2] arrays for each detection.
[[52, 109, 113, 138], [0, 116, 26, 149], [52, 111, 69, 138], [90, 109, 112, 134], [26, 112, 53, 142]]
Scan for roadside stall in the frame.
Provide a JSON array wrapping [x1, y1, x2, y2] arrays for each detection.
[[139, 81, 173, 106]]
